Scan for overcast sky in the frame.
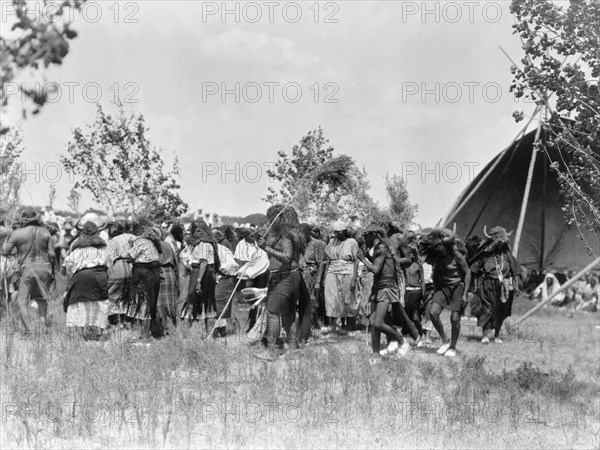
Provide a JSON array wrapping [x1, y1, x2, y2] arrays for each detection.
[[3, 0, 554, 225]]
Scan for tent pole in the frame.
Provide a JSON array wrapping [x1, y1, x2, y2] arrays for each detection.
[[444, 105, 541, 227], [513, 110, 544, 259], [511, 256, 600, 326]]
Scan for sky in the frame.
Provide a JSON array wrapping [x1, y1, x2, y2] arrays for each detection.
[[2, 0, 556, 226]]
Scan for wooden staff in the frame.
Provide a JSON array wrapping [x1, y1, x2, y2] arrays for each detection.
[[512, 256, 600, 326]]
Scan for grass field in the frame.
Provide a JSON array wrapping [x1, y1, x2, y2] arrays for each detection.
[[1, 278, 599, 449]]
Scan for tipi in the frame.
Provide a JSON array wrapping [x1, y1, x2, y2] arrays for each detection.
[[443, 123, 598, 271]]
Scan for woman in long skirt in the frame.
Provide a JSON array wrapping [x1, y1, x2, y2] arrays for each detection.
[[213, 242, 240, 337], [107, 221, 135, 328], [64, 222, 111, 341], [316, 221, 359, 334], [180, 218, 221, 333], [153, 240, 179, 337], [125, 219, 162, 343]]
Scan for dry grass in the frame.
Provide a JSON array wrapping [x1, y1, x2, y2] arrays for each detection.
[[1, 276, 599, 449]]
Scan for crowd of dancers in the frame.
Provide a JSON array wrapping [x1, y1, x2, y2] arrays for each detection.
[[1, 205, 597, 360]]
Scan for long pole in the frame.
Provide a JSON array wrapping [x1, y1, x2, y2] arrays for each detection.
[[513, 110, 544, 259], [512, 256, 600, 326]]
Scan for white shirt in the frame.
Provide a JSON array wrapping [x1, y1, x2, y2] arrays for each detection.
[[216, 244, 239, 276], [234, 240, 259, 262], [64, 246, 110, 273]]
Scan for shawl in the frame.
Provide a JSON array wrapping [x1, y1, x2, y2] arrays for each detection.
[[133, 218, 163, 254], [71, 221, 107, 251], [186, 218, 220, 270]]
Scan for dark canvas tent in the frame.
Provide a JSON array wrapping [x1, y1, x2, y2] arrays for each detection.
[[442, 128, 598, 271]]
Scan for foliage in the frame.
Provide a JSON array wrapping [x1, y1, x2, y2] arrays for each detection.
[[386, 174, 418, 228], [509, 0, 600, 252], [0, 0, 87, 134], [0, 125, 24, 224], [61, 104, 188, 222], [66, 186, 80, 217], [264, 128, 354, 223], [47, 183, 56, 209], [264, 127, 417, 227]]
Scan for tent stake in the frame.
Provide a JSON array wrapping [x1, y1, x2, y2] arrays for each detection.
[[511, 256, 600, 327]]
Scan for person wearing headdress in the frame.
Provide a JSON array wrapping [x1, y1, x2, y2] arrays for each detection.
[[316, 220, 359, 334], [180, 218, 221, 331], [470, 226, 520, 343], [1, 209, 55, 334], [356, 223, 418, 358], [418, 227, 471, 357], [300, 223, 327, 329], [63, 221, 110, 340], [125, 218, 163, 342], [106, 221, 135, 328], [255, 204, 310, 360]]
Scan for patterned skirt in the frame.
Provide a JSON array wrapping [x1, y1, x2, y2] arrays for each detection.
[[180, 265, 216, 321], [107, 259, 131, 316], [66, 300, 110, 329]]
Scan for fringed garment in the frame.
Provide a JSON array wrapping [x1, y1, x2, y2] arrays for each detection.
[[180, 264, 216, 321], [126, 261, 161, 321]]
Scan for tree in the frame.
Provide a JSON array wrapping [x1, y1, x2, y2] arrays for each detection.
[[264, 127, 418, 228], [509, 0, 599, 252], [1, 0, 87, 134], [66, 186, 80, 217], [0, 126, 24, 224], [264, 127, 374, 224], [385, 174, 418, 228], [61, 104, 188, 222]]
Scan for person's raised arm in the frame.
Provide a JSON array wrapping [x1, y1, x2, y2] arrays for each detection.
[[357, 243, 387, 275]]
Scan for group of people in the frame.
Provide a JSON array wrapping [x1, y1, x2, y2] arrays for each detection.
[[1, 205, 597, 360]]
